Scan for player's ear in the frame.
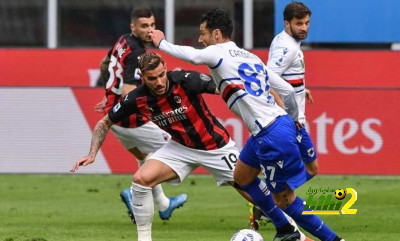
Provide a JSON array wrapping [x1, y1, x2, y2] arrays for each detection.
[[130, 23, 135, 33], [213, 29, 219, 39], [284, 20, 290, 28]]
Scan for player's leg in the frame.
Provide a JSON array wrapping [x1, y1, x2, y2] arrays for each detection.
[[112, 124, 186, 221], [272, 186, 343, 241], [263, 116, 342, 241], [202, 138, 298, 240], [132, 140, 195, 241], [131, 157, 179, 241], [129, 124, 187, 219]]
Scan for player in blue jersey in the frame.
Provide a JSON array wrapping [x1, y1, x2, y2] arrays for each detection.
[[150, 8, 344, 241], [251, 1, 319, 230]]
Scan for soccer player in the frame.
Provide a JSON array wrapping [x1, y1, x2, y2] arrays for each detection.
[[71, 52, 277, 241], [94, 7, 186, 223], [150, 8, 344, 241], [250, 1, 319, 230], [267, 1, 318, 180]]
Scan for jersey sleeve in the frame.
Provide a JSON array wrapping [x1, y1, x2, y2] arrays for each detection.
[[267, 67, 299, 121], [123, 48, 145, 86], [173, 71, 216, 94], [108, 91, 139, 124], [267, 45, 297, 76], [159, 39, 220, 68]]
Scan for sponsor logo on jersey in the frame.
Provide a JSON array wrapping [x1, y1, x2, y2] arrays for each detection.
[[200, 73, 211, 81], [174, 95, 182, 104], [152, 106, 189, 127], [112, 103, 121, 113]]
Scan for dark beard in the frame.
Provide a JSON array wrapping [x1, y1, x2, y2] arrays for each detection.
[[290, 26, 307, 42]]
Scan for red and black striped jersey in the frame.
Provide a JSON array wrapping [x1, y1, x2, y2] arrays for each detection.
[[104, 33, 148, 128], [108, 70, 231, 150]]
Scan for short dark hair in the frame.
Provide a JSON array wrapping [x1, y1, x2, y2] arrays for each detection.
[[200, 8, 233, 39], [283, 2, 311, 22], [138, 52, 164, 73], [130, 7, 153, 22]]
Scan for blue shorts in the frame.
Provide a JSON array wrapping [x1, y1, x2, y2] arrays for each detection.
[[296, 127, 317, 164], [239, 115, 307, 193]]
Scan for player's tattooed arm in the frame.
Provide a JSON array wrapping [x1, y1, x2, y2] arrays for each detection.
[[70, 115, 113, 172], [89, 115, 113, 158]]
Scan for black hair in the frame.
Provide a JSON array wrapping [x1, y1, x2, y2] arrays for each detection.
[[130, 7, 153, 22], [283, 2, 311, 21], [200, 8, 233, 39]]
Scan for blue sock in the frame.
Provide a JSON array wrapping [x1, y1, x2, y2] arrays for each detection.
[[240, 178, 288, 228], [284, 196, 337, 241]]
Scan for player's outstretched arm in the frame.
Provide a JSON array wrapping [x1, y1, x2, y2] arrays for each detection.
[[70, 114, 113, 172]]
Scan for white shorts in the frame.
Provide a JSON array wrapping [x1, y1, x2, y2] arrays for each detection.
[[110, 122, 171, 154], [150, 139, 239, 186]]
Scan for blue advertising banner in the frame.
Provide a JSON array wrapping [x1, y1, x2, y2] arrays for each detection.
[[274, 0, 400, 43]]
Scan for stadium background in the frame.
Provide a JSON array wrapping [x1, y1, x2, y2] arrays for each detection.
[[1, 0, 400, 175]]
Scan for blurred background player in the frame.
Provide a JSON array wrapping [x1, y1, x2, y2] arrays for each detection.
[[267, 2, 317, 179], [150, 8, 344, 241], [250, 1, 319, 230], [94, 7, 187, 224]]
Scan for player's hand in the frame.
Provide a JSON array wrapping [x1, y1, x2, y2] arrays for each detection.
[[149, 30, 165, 47], [305, 88, 314, 104], [94, 96, 107, 113], [70, 156, 95, 172], [294, 121, 304, 131]]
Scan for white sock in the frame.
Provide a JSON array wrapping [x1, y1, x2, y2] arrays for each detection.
[[131, 182, 153, 241], [137, 154, 170, 212], [152, 184, 169, 211]]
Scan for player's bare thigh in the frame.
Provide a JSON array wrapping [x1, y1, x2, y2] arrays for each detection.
[[132, 158, 179, 188], [233, 159, 260, 186]]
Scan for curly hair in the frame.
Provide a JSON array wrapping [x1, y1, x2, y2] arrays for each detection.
[[200, 8, 233, 39]]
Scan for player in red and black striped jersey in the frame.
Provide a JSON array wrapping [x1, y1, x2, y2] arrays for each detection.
[[72, 53, 252, 241], [102, 16, 148, 127], [93, 7, 187, 225], [109, 68, 230, 150]]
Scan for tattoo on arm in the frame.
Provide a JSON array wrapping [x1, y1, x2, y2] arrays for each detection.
[[89, 116, 113, 158]]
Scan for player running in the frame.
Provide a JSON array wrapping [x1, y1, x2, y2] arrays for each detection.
[[251, 1, 319, 229], [72, 52, 280, 241], [95, 7, 186, 224], [150, 8, 344, 241]]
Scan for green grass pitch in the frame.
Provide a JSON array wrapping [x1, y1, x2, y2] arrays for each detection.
[[1, 174, 399, 241]]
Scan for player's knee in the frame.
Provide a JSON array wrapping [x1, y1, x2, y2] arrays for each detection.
[[132, 172, 152, 187]]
